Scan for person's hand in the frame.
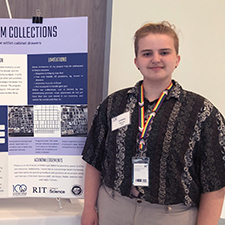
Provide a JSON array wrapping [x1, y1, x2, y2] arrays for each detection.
[[81, 207, 98, 225]]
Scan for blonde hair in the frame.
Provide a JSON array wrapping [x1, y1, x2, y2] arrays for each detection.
[[134, 21, 179, 57]]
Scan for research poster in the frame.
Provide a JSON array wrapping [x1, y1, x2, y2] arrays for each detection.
[[0, 17, 87, 198]]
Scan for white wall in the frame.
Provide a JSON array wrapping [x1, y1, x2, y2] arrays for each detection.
[[108, 0, 225, 116]]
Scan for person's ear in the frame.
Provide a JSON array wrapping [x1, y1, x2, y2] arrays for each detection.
[[175, 55, 181, 68], [134, 58, 139, 70]]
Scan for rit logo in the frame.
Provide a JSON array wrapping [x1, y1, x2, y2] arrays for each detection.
[[33, 187, 47, 193]]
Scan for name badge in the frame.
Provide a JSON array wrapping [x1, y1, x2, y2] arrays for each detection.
[[111, 111, 130, 131], [132, 157, 149, 186]]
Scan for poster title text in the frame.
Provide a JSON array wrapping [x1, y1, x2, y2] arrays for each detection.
[[0, 26, 58, 38]]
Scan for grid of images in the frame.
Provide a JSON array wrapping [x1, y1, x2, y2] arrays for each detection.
[[8, 105, 87, 137]]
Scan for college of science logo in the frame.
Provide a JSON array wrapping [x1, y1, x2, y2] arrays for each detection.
[[49, 187, 65, 194], [71, 185, 83, 196], [12, 184, 27, 196], [32, 186, 66, 194]]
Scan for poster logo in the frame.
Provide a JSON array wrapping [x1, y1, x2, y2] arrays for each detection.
[[49, 187, 65, 194], [13, 184, 27, 196], [33, 187, 47, 193], [71, 185, 83, 196]]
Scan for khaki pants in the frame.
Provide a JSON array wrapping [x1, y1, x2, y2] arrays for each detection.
[[97, 185, 198, 225]]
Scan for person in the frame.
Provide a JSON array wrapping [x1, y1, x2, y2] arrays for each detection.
[[81, 21, 225, 225]]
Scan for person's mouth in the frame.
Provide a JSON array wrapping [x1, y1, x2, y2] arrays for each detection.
[[149, 66, 164, 71]]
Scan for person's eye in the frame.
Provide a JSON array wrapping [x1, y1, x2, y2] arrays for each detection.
[[142, 52, 152, 57], [160, 51, 169, 55]]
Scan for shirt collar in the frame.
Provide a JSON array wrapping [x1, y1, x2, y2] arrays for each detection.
[[126, 80, 182, 100], [167, 80, 182, 100]]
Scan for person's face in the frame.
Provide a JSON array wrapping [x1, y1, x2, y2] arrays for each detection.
[[134, 33, 180, 85]]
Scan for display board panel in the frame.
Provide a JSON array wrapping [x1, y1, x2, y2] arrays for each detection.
[[0, 17, 87, 199]]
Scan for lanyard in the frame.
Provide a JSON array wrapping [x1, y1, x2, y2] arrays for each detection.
[[138, 82, 173, 151]]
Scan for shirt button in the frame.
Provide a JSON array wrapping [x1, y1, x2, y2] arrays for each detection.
[[137, 199, 142, 203]]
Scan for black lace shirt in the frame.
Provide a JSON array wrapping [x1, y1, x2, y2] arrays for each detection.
[[82, 80, 225, 207]]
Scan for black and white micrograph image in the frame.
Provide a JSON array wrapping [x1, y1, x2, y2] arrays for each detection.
[[61, 105, 87, 137], [8, 106, 34, 137]]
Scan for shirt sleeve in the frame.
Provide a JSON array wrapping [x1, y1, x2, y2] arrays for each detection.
[[82, 99, 108, 172], [199, 107, 225, 193]]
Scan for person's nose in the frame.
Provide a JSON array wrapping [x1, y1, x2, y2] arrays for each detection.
[[151, 52, 161, 64]]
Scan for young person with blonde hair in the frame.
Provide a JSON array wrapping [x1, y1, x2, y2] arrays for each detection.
[[81, 21, 225, 225]]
